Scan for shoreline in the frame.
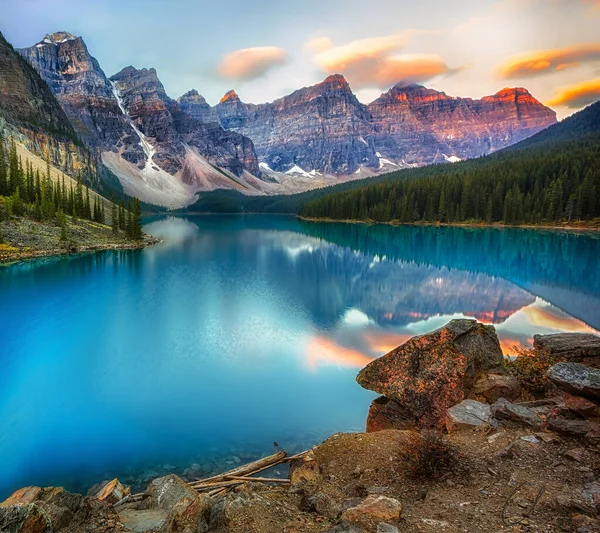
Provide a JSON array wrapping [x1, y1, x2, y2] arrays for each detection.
[[0, 235, 161, 265], [298, 216, 600, 233]]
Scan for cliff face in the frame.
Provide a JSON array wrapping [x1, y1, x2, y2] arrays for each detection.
[[214, 78, 557, 173], [16, 33, 262, 206], [0, 31, 95, 180], [367, 83, 557, 165], [18, 32, 138, 156], [215, 75, 379, 175], [110, 66, 260, 178]]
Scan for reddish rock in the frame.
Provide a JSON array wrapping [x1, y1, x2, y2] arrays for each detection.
[[0, 486, 42, 507], [562, 392, 600, 418], [547, 417, 600, 439], [94, 478, 130, 505], [162, 494, 211, 533], [366, 397, 417, 432], [356, 319, 503, 429], [341, 495, 402, 525], [367, 83, 556, 166]]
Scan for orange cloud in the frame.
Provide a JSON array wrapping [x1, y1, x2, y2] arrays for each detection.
[[218, 46, 287, 81], [305, 37, 332, 53], [307, 337, 374, 369], [547, 78, 600, 108], [498, 43, 600, 79], [312, 33, 451, 89], [522, 305, 599, 332]]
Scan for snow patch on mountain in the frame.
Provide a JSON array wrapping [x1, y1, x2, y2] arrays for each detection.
[[443, 154, 462, 163], [286, 165, 312, 178]]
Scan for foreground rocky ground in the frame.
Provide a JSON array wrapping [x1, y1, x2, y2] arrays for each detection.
[[0, 215, 158, 263], [2, 322, 599, 533]]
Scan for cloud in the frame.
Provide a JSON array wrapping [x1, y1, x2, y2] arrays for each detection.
[[218, 46, 287, 81], [311, 33, 451, 90], [546, 78, 600, 108], [305, 37, 332, 53], [497, 43, 600, 79]]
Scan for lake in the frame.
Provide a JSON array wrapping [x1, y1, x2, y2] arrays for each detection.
[[0, 215, 598, 498]]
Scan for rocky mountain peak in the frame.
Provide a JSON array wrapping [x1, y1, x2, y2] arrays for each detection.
[[178, 89, 217, 123], [41, 31, 79, 45], [220, 90, 240, 104], [320, 73, 350, 89]]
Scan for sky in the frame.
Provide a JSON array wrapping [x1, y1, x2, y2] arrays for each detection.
[[1, 0, 600, 118]]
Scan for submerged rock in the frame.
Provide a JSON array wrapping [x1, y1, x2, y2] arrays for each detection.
[[0, 504, 50, 533], [547, 363, 600, 402], [446, 399, 492, 432], [534, 333, 600, 368], [356, 319, 504, 429]]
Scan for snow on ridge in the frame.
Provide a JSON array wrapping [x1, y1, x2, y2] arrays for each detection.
[[259, 162, 273, 172], [443, 154, 461, 163], [286, 165, 312, 178]]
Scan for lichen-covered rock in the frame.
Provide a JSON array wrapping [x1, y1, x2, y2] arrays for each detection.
[[534, 333, 600, 368], [356, 319, 503, 428], [366, 396, 417, 432], [470, 372, 521, 403], [0, 486, 42, 507], [491, 398, 543, 428], [0, 504, 50, 533], [446, 399, 492, 432], [145, 474, 199, 512], [341, 495, 402, 526], [547, 363, 600, 401]]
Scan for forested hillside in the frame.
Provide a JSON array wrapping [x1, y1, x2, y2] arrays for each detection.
[[299, 102, 600, 225]]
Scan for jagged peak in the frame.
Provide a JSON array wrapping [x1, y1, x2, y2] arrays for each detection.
[[392, 81, 424, 91], [320, 74, 350, 89], [220, 90, 240, 104], [41, 32, 79, 45]]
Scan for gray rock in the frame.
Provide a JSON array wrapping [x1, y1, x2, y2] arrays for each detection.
[[491, 398, 543, 428], [547, 363, 600, 401], [534, 333, 600, 367], [377, 524, 399, 533], [118, 509, 168, 533], [547, 417, 600, 439], [145, 474, 199, 512], [446, 399, 492, 431]]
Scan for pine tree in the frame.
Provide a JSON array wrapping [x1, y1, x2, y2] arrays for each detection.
[[111, 193, 118, 233], [132, 197, 142, 240], [0, 134, 7, 196]]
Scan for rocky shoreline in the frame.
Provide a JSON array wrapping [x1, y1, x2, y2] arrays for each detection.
[[0, 215, 160, 264], [2, 321, 600, 532]]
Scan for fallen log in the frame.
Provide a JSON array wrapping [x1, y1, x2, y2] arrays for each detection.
[[224, 475, 290, 483], [190, 450, 288, 487]]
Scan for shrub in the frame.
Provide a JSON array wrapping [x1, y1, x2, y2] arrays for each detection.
[[506, 346, 558, 397], [402, 430, 464, 481]]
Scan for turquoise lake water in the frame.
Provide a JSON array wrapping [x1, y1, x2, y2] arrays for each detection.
[[0, 216, 599, 498]]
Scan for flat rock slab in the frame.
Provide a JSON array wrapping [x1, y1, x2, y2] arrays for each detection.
[[534, 333, 600, 367], [547, 363, 600, 402], [118, 509, 167, 532], [446, 399, 492, 431], [491, 398, 543, 428]]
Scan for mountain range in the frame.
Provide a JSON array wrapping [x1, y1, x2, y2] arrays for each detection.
[[2, 30, 558, 207]]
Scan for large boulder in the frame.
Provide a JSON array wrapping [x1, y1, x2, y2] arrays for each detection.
[[446, 399, 492, 432], [547, 363, 600, 402], [534, 333, 600, 368], [356, 320, 504, 428]]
